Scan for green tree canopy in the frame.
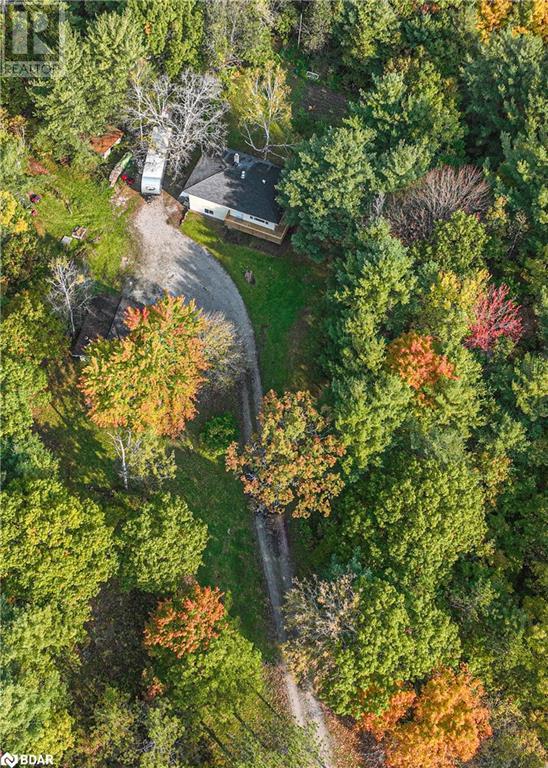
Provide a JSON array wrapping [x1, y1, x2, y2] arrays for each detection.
[[338, 455, 486, 591], [278, 126, 376, 260], [1, 478, 114, 627], [463, 29, 547, 162], [349, 58, 466, 186], [117, 492, 208, 593], [128, 0, 203, 76]]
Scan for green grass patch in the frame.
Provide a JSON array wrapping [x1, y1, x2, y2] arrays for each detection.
[[31, 163, 136, 287], [182, 213, 324, 393], [38, 363, 272, 656], [168, 439, 273, 657]]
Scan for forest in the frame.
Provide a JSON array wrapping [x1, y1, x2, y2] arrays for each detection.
[[1, 1, 546, 767]]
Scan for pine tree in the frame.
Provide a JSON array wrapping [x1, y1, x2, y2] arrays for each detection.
[[128, 0, 203, 76]]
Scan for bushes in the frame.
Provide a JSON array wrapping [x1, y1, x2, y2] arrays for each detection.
[[200, 413, 238, 459]]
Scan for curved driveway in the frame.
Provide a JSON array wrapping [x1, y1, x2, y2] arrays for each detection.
[[126, 194, 332, 765]]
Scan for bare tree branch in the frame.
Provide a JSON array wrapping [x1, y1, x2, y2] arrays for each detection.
[[384, 165, 491, 244], [283, 572, 360, 688], [46, 257, 93, 336], [200, 311, 246, 393], [126, 69, 228, 179]]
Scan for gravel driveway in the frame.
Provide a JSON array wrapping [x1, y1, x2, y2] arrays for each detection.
[[119, 194, 257, 374], [121, 194, 333, 765]]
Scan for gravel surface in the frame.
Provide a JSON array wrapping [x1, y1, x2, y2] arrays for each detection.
[[123, 194, 333, 765], [117, 194, 256, 372]]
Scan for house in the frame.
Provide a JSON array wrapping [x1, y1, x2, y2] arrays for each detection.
[[141, 126, 171, 196], [180, 150, 288, 244], [89, 128, 124, 159]]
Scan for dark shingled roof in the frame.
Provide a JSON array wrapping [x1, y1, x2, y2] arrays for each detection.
[[181, 150, 283, 224]]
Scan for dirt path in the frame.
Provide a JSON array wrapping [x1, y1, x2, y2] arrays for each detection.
[[125, 195, 332, 765]]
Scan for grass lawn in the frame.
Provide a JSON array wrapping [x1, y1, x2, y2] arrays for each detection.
[[31, 163, 137, 287], [168, 438, 273, 657], [37, 362, 272, 657], [182, 213, 325, 393]]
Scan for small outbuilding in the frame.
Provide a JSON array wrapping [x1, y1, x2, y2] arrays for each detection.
[[180, 150, 288, 244], [89, 128, 124, 159]]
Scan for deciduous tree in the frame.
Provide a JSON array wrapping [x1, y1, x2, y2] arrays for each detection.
[[200, 311, 245, 392], [127, 68, 228, 179], [383, 667, 492, 768], [387, 332, 457, 402], [384, 166, 491, 245], [80, 294, 208, 437], [145, 586, 225, 659], [228, 64, 292, 159], [107, 428, 176, 491], [466, 284, 523, 352], [46, 257, 93, 336], [293, 575, 460, 717], [226, 390, 345, 518], [0, 600, 75, 758], [1, 478, 114, 628], [203, 0, 274, 69], [0, 291, 65, 440]]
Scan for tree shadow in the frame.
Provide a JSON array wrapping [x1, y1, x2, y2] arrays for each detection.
[[38, 361, 118, 493]]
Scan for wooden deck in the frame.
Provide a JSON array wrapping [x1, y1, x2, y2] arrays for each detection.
[[224, 212, 289, 244]]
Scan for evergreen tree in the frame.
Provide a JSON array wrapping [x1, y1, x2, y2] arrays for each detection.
[[349, 58, 466, 186], [463, 30, 547, 162], [128, 0, 203, 76], [117, 493, 208, 593], [84, 9, 145, 128], [32, 23, 92, 157], [278, 126, 376, 260]]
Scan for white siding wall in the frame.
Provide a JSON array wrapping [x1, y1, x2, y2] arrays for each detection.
[[187, 194, 229, 221], [187, 194, 276, 230]]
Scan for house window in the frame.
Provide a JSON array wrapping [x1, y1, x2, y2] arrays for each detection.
[[204, 208, 214, 215]]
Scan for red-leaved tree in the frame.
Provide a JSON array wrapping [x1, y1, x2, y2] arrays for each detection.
[[387, 332, 457, 402], [466, 284, 523, 352], [144, 585, 225, 659]]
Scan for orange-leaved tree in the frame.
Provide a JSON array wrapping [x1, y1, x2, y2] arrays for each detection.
[[79, 294, 208, 437], [226, 390, 345, 518], [382, 667, 492, 768], [387, 332, 456, 403], [360, 686, 417, 742], [144, 585, 226, 659]]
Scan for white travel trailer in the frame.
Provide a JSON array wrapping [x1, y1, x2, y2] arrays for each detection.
[[140, 126, 171, 196]]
